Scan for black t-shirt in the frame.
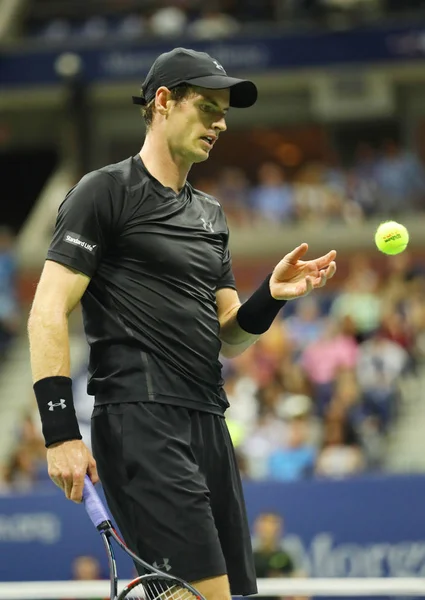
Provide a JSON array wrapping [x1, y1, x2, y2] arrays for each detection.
[[253, 548, 295, 600], [47, 155, 236, 414], [253, 548, 295, 578]]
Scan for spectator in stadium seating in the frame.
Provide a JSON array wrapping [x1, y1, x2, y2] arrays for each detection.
[[0, 226, 20, 357], [252, 512, 298, 600], [250, 162, 295, 224], [72, 554, 102, 581], [224, 367, 259, 446], [325, 369, 384, 469], [403, 275, 425, 362], [217, 167, 252, 226], [354, 142, 378, 179], [241, 405, 287, 480], [300, 318, 358, 416], [378, 254, 421, 365], [315, 373, 367, 478], [79, 15, 109, 40], [115, 14, 146, 39], [374, 139, 425, 214], [268, 394, 317, 481], [284, 296, 327, 358], [293, 162, 344, 222], [356, 329, 409, 432], [345, 168, 380, 218], [19, 412, 46, 463], [187, 3, 240, 39], [253, 320, 292, 386], [3, 411, 47, 490], [380, 309, 415, 357], [149, 6, 188, 37], [315, 415, 365, 478], [278, 359, 312, 405], [330, 256, 382, 342], [323, 152, 347, 199], [3, 444, 39, 490], [40, 18, 73, 42]]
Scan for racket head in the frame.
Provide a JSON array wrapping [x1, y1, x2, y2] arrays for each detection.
[[117, 573, 205, 600]]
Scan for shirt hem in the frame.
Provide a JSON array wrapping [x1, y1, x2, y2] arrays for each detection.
[[94, 393, 225, 416], [46, 252, 94, 277]]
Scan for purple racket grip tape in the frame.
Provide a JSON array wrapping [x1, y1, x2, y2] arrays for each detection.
[[82, 475, 110, 528]]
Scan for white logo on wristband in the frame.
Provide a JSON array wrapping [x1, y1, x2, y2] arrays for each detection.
[[48, 399, 67, 411]]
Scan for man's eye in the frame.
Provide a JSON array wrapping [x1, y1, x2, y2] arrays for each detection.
[[200, 105, 212, 112]]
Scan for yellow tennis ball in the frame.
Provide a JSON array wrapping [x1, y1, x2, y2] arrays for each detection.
[[375, 221, 409, 255]]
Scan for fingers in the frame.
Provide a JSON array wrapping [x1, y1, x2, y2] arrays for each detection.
[[285, 243, 309, 263], [49, 471, 64, 491], [304, 276, 314, 296], [63, 470, 75, 500], [47, 440, 95, 503], [314, 250, 337, 270], [87, 459, 99, 485], [70, 469, 85, 503], [326, 261, 337, 280], [312, 261, 337, 289]]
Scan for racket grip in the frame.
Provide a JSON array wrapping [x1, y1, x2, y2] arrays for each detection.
[[82, 475, 111, 528]]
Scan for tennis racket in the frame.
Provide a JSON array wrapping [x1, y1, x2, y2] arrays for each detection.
[[82, 475, 205, 600]]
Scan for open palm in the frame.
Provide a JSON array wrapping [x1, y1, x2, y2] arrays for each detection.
[[270, 243, 337, 300]]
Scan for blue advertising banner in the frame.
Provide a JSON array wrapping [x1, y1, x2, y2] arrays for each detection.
[[1, 22, 425, 88], [245, 475, 425, 578], [0, 474, 425, 581]]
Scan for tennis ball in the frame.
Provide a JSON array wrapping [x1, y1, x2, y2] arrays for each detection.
[[374, 221, 409, 255]]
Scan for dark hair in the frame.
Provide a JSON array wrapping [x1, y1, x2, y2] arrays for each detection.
[[141, 84, 197, 129]]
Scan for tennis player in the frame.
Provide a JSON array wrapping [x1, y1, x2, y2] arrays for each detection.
[[28, 48, 336, 600]]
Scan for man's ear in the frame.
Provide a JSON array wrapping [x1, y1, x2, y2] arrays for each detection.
[[155, 86, 172, 116]]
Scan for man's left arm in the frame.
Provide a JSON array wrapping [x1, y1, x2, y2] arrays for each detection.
[[217, 243, 337, 359], [216, 287, 259, 358]]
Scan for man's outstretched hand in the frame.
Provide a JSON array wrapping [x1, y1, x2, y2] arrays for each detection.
[[269, 243, 337, 300]]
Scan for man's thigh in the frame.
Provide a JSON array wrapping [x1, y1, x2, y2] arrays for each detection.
[[194, 413, 258, 596]]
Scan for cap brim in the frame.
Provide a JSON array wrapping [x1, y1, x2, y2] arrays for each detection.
[[183, 75, 257, 108]]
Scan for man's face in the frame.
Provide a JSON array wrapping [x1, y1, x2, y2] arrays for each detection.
[[255, 513, 283, 544], [165, 87, 229, 164]]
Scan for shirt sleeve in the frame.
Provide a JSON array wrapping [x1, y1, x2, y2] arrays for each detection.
[[216, 230, 237, 291], [47, 171, 118, 277]]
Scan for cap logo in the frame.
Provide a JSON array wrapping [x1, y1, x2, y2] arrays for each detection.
[[212, 59, 226, 73]]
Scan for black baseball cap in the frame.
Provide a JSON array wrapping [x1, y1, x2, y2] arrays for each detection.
[[132, 47, 257, 109]]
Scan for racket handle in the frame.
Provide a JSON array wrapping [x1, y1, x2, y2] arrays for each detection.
[[82, 475, 111, 529]]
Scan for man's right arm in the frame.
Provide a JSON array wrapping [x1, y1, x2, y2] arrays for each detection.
[[28, 260, 98, 502]]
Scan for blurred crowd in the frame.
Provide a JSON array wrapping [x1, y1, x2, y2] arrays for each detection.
[[0, 227, 19, 360], [25, 0, 425, 43], [194, 140, 425, 227], [223, 251, 425, 481], [2, 248, 425, 489]]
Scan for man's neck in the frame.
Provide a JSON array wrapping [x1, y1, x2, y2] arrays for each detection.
[[140, 133, 190, 193]]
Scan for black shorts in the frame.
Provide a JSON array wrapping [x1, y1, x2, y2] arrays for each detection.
[[91, 402, 257, 596]]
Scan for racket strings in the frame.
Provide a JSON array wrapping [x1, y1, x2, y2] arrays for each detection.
[[125, 580, 199, 600]]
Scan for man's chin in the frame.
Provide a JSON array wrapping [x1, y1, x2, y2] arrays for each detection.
[[192, 148, 210, 163]]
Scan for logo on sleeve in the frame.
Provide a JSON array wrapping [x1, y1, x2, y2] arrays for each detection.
[[64, 231, 97, 253], [200, 217, 214, 232]]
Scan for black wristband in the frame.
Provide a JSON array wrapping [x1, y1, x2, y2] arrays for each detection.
[[33, 376, 82, 448], [236, 273, 287, 335]]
